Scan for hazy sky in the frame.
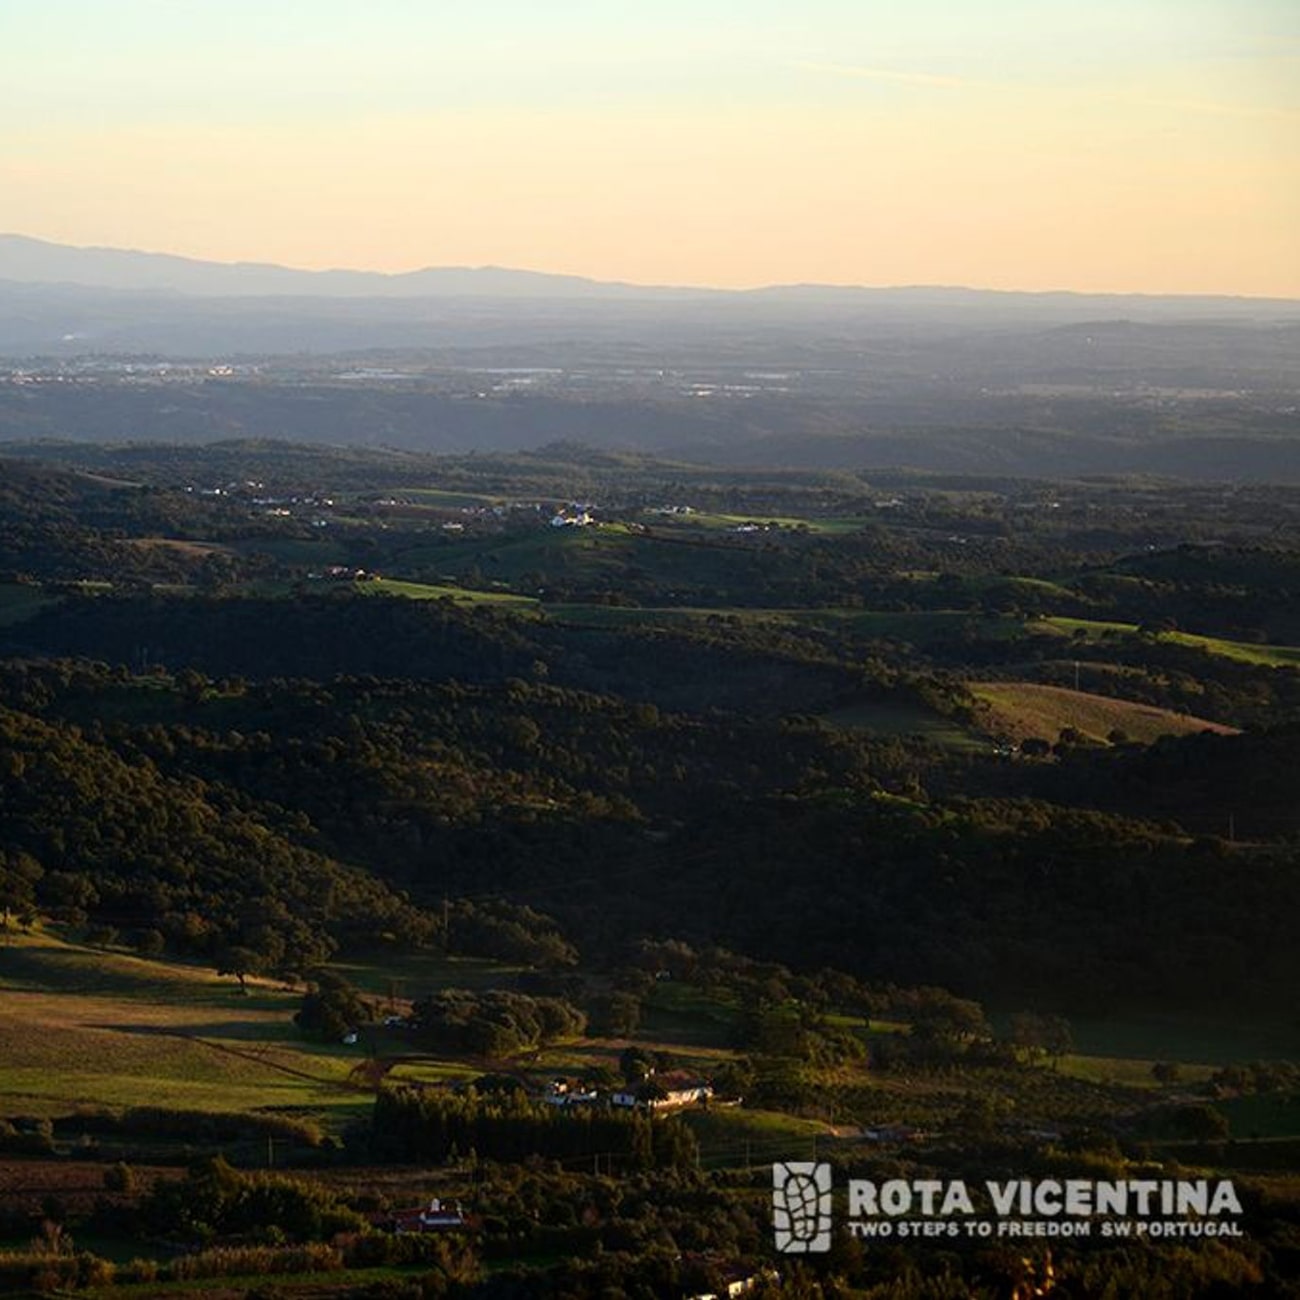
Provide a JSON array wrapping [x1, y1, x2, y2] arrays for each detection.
[[1, 0, 1297, 294]]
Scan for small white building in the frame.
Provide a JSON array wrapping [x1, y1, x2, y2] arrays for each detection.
[[543, 1079, 599, 1107], [612, 1078, 713, 1111], [550, 510, 594, 528]]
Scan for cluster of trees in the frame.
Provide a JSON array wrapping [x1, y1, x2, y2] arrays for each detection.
[[410, 990, 587, 1058], [580, 794, 1300, 1015], [369, 1087, 698, 1170], [140, 1156, 365, 1243], [1209, 1060, 1299, 1096], [449, 900, 578, 968], [1032, 723, 1300, 838], [295, 971, 375, 1041], [0, 694, 437, 971], [1007, 1010, 1075, 1064], [733, 1001, 865, 1068]]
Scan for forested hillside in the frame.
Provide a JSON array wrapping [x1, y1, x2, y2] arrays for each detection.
[[2, 445, 1298, 1014]]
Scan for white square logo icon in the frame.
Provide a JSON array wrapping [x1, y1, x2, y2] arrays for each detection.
[[773, 1161, 832, 1253]]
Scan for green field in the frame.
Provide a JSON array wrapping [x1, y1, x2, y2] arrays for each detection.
[[0, 932, 551, 1124], [0, 931, 362, 1121], [329, 949, 524, 998], [1039, 616, 1300, 667], [1066, 1011, 1300, 1066], [1164, 630, 1300, 667], [547, 603, 1023, 647], [1056, 1011, 1300, 1138], [400, 487, 505, 508], [658, 511, 865, 536], [357, 577, 538, 607], [821, 697, 987, 750], [638, 981, 743, 1047], [381, 1058, 483, 1087], [1058, 1053, 1214, 1088], [682, 1107, 831, 1169]]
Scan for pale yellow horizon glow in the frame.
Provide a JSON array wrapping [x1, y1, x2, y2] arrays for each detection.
[[1, 1, 1296, 297]]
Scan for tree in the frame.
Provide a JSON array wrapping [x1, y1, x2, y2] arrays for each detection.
[[85, 923, 118, 949], [636, 1078, 668, 1104], [103, 1162, 136, 1194], [295, 971, 372, 1041], [1041, 1014, 1073, 1066], [711, 1057, 754, 1099], [216, 945, 266, 994], [1009, 1011, 1073, 1066], [580, 1062, 619, 1090], [619, 1046, 656, 1087], [1168, 1104, 1229, 1141], [1009, 1011, 1047, 1060], [130, 928, 166, 958], [590, 992, 641, 1038], [910, 991, 989, 1052], [0, 850, 42, 928]]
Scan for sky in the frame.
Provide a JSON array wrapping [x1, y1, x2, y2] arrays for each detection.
[[0, 1, 1297, 295]]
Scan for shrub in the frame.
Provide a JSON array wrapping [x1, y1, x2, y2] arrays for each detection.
[[121, 1257, 159, 1283], [168, 1243, 343, 1280], [103, 1161, 136, 1193]]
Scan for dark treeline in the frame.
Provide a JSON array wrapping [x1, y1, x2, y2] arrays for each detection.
[[370, 1087, 698, 1170]]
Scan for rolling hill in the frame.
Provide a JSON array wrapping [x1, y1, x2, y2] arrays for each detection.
[[970, 681, 1238, 747]]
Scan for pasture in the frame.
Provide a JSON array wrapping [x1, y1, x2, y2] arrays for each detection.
[[822, 697, 986, 750], [0, 930, 361, 1121], [1065, 1010, 1300, 1067], [6, 928, 1296, 1153], [970, 681, 1236, 745], [656, 510, 865, 536], [682, 1107, 830, 1170], [356, 577, 538, 607], [1039, 616, 1300, 667]]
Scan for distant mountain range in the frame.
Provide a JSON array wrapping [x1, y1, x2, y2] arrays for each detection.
[[3, 233, 1298, 314], [1, 232, 1298, 364], [0, 233, 678, 300]]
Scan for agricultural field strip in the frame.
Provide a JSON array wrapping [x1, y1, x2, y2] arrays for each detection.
[[0, 991, 353, 1081], [0, 938, 361, 1113], [1041, 616, 1300, 666], [970, 681, 1238, 744]]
